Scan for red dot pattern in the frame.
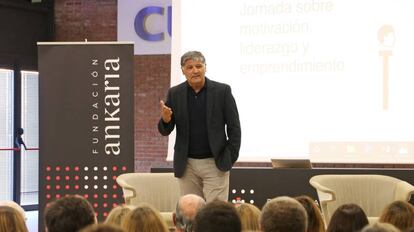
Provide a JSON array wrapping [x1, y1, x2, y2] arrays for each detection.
[[44, 165, 128, 221]]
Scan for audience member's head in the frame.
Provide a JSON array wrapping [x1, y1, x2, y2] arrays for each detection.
[[326, 203, 368, 232], [260, 196, 308, 232], [121, 204, 169, 232], [0, 206, 29, 232], [80, 224, 126, 232], [295, 195, 326, 232], [361, 222, 400, 232], [0, 200, 26, 221], [379, 200, 414, 231], [194, 199, 241, 232], [44, 195, 96, 232], [105, 205, 132, 227], [174, 194, 206, 232], [235, 203, 261, 231]]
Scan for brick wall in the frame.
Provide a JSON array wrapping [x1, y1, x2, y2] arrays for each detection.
[[133, 55, 172, 172], [54, 0, 414, 171], [54, 0, 116, 41]]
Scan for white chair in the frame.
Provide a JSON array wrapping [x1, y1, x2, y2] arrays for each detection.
[[309, 174, 414, 225], [116, 172, 181, 230]]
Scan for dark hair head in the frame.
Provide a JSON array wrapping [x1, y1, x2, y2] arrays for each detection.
[[44, 195, 96, 232], [326, 203, 368, 232], [379, 200, 414, 231], [261, 196, 308, 232], [194, 200, 241, 232], [295, 195, 325, 232]]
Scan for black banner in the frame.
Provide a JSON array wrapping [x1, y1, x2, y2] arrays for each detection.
[[38, 42, 134, 230]]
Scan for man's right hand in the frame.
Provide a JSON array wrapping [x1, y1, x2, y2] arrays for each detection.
[[160, 100, 173, 123]]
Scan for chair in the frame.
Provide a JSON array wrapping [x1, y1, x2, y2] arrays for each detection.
[[116, 172, 181, 230], [309, 174, 414, 225]]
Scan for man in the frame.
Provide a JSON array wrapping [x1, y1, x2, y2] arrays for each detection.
[[173, 194, 206, 232], [44, 195, 96, 232], [193, 199, 241, 232], [260, 196, 308, 232], [158, 51, 241, 202]]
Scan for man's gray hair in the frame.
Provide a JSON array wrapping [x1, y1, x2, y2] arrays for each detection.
[[361, 222, 400, 232], [175, 194, 206, 232], [180, 51, 206, 67]]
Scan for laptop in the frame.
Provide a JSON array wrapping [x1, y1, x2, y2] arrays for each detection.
[[271, 158, 312, 169]]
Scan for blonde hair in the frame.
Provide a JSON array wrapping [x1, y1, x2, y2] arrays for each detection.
[[0, 201, 26, 220], [379, 200, 414, 231], [0, 206, 28, 232], [105, 205, 132, 226], [121, 204, 168, 232], [236, 203, 261, 231], [80, 223, 125, 232]]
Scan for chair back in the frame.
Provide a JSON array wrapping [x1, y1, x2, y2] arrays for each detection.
[[116, 172, 181, 212], [309, 174, 414, 225]]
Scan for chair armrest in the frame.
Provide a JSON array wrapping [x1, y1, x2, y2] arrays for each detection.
[[116, 177, 137, 205], [309, 179, 336, 202], [394, 181, 414, 201], [309, 176, 338, 225]]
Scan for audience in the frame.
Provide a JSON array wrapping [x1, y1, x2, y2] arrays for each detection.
[[326, 203, 369, 232], [260, 196, 308, 232], [121, 204, 169, 232], [379, 200, 414, 231], [361, 222, 400, 232], [235, 203, 261, 232], [105, 205, 132, 227], [174, 194, 206, 232], [35, 185, 413, 232], [194, 199, 241, 232], [295, 195, 326, 232], [80, 224, 126, 232], [0, 206, 28, 232], [44, 195, 96, 232]]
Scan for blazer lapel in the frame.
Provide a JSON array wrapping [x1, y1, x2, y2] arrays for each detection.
[[179, 83, 189, 126], [206, 78, 215, 128]]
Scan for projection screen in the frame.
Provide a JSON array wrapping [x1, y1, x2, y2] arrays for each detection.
[[169, 0, 414, 163]]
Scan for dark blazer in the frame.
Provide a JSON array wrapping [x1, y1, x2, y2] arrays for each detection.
[[158, 78, 241, 177]]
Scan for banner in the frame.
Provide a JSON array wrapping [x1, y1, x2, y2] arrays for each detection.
[[38, 42, 134, 229]]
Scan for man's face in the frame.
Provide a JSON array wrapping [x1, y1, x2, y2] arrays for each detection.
[[181, 59, 206, 88]]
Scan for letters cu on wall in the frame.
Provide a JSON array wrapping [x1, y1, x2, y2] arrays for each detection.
[[118, 0, 172, 55]]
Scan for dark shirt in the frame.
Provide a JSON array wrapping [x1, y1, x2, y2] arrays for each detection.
[[187, 82, 213, 158]]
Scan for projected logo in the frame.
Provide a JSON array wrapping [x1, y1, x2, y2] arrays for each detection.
[[378, 25, 395, 111], [134, 6, 171, 42], [118, 0, 172, 55]]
